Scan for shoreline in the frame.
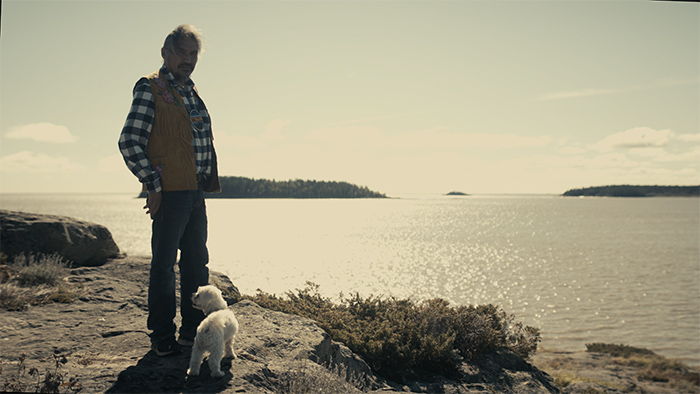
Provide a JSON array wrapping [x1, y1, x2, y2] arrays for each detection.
[[2, 255, 698, 393]]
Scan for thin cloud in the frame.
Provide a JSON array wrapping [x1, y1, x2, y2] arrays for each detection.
[[5, 123, 78, 143], [390, 128, 551, 150], [305, 126, 551, 151], [652, 146, 700, 163], [306, 125, 385, 149], [261, 119, 291, 142], [590, 127, 672, 152], [676, 133, 700, 143], [229, 135, 268, 151], [532, 88, 620, 102], [321, 113, 419, 128], [0, 151, 85, 173], [655, 77, 700, 89], [531, 77, 699, 102]]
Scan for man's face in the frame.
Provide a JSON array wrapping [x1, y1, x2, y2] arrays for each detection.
[[161, 37, 199, 83]]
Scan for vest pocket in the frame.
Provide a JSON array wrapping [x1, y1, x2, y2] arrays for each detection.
[[152, 153, 193, 191], [150, 156, 169, 186]]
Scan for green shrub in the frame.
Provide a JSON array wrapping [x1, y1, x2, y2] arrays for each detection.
[[241, 282, 541, 381]]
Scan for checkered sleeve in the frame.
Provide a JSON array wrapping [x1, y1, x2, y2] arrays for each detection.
[[118, 78, 162, 194]]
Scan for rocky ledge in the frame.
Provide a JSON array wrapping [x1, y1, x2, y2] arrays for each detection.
[[1, 256, 563, 393]]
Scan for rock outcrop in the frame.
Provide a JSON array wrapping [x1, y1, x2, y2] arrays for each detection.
[[531, 351, 696, 394], [0, 256, 562, 394], [0, 210, 120, 266]]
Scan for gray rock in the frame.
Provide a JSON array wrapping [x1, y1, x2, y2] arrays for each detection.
[[531, 351, 689, 394], [0, 210, 120, 266], [315, 331, 380, 389], [210, 269, 241, 304]]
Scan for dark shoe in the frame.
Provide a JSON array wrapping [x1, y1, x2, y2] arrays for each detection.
[[177, 335, 194, 347], [151, 337, 182, 357]]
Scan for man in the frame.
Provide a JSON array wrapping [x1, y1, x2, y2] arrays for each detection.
[[119, 24, 221, 357]]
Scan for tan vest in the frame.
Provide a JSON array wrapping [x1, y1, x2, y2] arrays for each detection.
[[145, 70, 220, 193]]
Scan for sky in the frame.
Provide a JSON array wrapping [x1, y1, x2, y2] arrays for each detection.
[[0, 0, 698, 196]]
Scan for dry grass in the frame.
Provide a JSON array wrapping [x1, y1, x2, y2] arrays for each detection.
[[0, 353, 81, 394], [0, 283, 58, 310], [587, 343, 700, 393], [550, 371, 626, 392], [275, 360, 366, 393], [534, 354, 579, 371], [12, 252, 68, 286], [0, 253, 82, 311]]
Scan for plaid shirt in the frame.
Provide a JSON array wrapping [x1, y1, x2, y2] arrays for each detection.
[[119, 65, 213, 194]]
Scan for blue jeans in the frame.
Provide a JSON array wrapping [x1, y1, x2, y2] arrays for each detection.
[[148, 184, 209, 344]]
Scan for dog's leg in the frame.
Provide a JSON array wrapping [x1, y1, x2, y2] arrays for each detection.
[[187, 343, 205, 376], [225, 337, 237, 359], [208, 347, 225, 378]]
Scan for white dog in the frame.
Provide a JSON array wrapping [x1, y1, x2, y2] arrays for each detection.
[[186, 285, 239, 378]]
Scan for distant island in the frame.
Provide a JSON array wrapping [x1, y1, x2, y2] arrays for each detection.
[[445, 191, 469, 196], [138, 176, 387, 199], [563, 185, 700, 197]]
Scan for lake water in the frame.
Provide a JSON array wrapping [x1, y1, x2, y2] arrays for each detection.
[[1, 193, 698, 365]]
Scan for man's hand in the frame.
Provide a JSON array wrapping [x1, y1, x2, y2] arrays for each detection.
[[144, 191, 162, 218]]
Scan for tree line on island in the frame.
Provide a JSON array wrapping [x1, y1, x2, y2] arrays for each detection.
[[139, 176, 387, 199], [563, 185, 699, 197]]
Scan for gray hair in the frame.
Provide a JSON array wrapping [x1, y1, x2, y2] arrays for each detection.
[[163, 24, 204, 54]]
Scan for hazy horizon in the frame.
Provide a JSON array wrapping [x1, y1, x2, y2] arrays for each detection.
[[1, 1, 698, 195], [1, 181, 697, 198]]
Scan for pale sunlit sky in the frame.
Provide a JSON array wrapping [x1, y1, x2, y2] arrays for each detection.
[[1, 0, 698, 195]]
